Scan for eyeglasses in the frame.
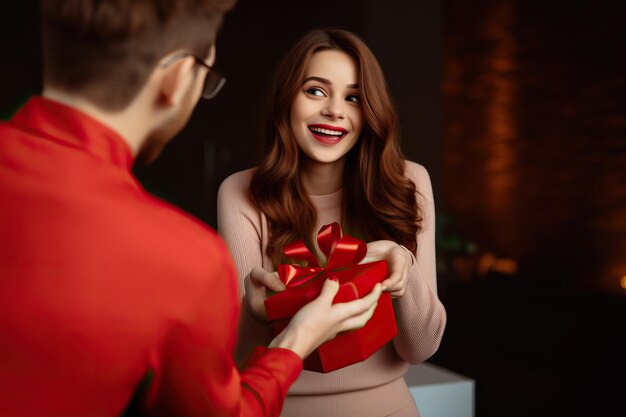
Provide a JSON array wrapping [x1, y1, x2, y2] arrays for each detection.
[[160, 52, 226, 100]]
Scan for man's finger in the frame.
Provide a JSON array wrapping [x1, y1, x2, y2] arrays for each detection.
[[334, 283, 382, 319], [338, 300, 378, 332], [316, 277, 340, 303], [361, 283, 383, 305]]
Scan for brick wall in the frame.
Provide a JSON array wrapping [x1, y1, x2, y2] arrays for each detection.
[[443, 0, 626, 293]]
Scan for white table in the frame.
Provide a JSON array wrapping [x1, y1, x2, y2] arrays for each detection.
[[405, 362, 475, 417]]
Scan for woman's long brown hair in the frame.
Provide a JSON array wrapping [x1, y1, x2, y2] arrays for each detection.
[[250, 28, 422, 265]]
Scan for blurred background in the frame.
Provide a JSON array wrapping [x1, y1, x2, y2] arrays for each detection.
[[2, 1, 624, 416]]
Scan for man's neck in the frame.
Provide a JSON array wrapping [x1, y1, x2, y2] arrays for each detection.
[[42, 88, 146, 155]]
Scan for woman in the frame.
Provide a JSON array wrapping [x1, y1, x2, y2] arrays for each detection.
[[218, 28, 446, 417]]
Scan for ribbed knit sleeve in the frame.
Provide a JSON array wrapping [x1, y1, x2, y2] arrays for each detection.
[[391, 162, 447, 363], [217, 169, 276, 365]]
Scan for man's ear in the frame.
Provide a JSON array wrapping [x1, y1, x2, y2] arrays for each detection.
[[158, 56, 196, 107]]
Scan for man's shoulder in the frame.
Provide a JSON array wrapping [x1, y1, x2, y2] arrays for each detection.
[[138, 193, 221, 247], [121, 195, 235, 282], [75, 184, 225, 267]]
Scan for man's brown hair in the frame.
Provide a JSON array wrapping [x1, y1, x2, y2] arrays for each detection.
[[41, 0, 236, 110]]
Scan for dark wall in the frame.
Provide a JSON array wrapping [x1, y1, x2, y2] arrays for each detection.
[[443, 0, 626, 294], [434, 7, 625, 417], [0, 2, 43, 119]]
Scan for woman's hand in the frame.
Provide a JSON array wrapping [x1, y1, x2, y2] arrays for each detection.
[[269, 278, 383, 359], [362, 240, 414, 299], [243, 266, 286, 321]]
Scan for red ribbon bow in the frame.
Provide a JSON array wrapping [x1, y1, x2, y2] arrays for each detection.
[[277, 222, 367, 288]]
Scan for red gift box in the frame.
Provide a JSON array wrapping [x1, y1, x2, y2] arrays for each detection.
[[264, 223, 398, 373]]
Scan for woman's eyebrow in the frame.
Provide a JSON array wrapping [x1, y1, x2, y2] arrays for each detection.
[[303, 76, 359, 89]]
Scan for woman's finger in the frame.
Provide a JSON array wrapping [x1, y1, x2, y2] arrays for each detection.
[[250, 267, 286, 292], [396, 248, 411, 292], [381, 246, 405, 289]]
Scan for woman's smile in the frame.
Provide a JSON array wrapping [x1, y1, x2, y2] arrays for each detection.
[[290, 49, 363, 164], [307, 124, 348, 144]]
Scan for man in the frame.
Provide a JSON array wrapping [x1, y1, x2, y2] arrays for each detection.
[[0, 1, 382, 416]]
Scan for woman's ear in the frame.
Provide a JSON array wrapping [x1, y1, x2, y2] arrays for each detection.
[[157, 56, 196, 107]]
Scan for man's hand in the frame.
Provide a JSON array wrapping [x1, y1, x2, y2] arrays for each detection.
[[362, 240, 413, 299], [269, 278, 383, 359], [243, 266, 286, 321]]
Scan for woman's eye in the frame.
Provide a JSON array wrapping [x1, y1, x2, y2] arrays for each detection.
[[346, 94, 360, 103], [306, 87, 326, 97]]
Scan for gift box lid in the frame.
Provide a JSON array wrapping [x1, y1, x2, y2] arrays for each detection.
[[265, 260, 388, 321]]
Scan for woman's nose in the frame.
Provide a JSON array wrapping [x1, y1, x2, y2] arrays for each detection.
[[322, 97, 345, 119]]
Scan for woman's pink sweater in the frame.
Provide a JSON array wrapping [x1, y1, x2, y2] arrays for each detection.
[[217, 161, 447, 417]]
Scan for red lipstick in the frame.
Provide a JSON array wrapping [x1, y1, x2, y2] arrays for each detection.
[[307, 124, 348, 145]]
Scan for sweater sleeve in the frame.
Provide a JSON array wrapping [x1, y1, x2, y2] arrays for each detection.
[[147, 329, 302, 417], [391, 162, 447, 363], [217, 170, 276, 365]]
